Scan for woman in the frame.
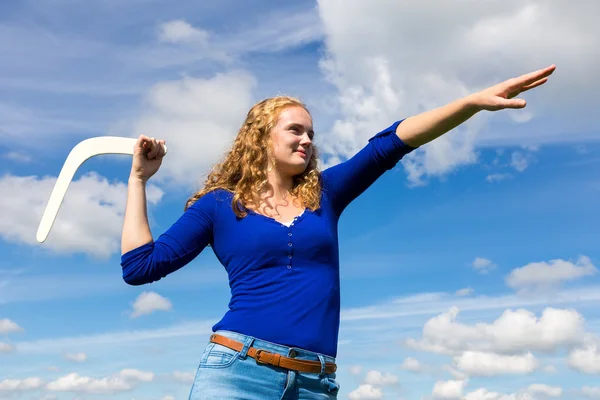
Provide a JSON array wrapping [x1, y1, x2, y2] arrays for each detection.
[[120, 64, 555, 399]]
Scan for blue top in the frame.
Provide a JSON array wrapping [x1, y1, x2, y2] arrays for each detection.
[[121, 120, 416, 357]]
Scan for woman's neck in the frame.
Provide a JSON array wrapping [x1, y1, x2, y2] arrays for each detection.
[[266, 170, 294, 201]]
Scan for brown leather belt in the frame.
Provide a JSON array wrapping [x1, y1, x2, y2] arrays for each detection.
[[209, 334, 337, 374]]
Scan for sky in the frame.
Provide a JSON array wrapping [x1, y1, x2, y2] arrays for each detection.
[[1, 0, 600, 399]]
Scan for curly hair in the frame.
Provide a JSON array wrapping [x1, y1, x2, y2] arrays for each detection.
[[184, 96, 322, 217]]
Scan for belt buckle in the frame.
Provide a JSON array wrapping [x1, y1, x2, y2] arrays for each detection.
[[254, 349, 269, 365]]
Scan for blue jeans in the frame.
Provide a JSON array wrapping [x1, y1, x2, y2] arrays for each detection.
[[188, 330, 340, 399]]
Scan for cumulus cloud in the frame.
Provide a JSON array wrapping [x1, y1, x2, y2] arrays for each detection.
[[464, 388, 534, 400], [132, 70, 257, 187], [0, 173, 163, 258], [472, 257, 496, 274], [45, 373, 131, 394], [45, 369, 153, 394], [406, 306, 585, 356], [130, 291, 173, 318], [0, 377, 45, 392], [506, 255, 597, 292], [401, 357, 423, 372], [432, 379, 467, 399], [363, 370, 398, 386], [316, 0, 600, 185], [347, 384, 383, 400], [568, 337, 600, 374], [453, 351, 539, 376], [0, 318, 23, 334]]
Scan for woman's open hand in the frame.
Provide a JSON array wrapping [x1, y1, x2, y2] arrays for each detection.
[[472, 64, 556, 112]]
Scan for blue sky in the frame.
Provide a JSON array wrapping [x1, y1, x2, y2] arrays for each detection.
[[1, 0, 600, 399]]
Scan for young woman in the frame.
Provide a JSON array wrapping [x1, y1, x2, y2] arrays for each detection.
[[120, 65, 555, 399]]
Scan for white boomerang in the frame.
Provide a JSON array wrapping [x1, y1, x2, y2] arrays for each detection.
[[36, 136, 167, 243]]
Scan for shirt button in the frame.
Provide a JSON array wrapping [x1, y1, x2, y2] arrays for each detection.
[[288, 255, 292, 259], [287, 265, 292, 269], [288, 232, 292, 237], [288, 243, 292, 247]]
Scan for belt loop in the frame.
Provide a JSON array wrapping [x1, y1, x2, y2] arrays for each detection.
[[239, 335, 255, 359], [317, 354, 326, 377]]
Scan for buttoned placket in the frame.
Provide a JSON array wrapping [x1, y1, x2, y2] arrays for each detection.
[[284, 216, 300, 271]]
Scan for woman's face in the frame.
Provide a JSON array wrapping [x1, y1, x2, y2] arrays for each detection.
[[269, 106, 314, 178]]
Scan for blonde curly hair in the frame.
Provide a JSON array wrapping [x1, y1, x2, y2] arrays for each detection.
[[185, 96, 322, 217]]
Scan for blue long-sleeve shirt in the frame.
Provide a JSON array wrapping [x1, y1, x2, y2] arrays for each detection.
[[121, 120, 416, 357]]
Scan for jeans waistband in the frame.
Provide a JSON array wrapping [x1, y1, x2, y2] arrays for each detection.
[[213, 330, 336, 364]]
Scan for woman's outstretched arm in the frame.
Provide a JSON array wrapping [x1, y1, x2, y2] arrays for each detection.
[[396, 65, 556, 147]]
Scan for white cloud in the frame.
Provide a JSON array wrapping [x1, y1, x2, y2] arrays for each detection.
[[132, 70, 257, 187], [45, 373, 132, 394], [400, 357, 422, 372], [582, 386, 600, 399], [347, 384, 383, 400], [568, 338, 600, 374], [464, 388, 533, 400], [486, 173, 512, 183], [44, 369, 153, 395], [506, 255, 597, 292], [0, 377, 45, 392], [118, 368, 154, 383], [63, 352, 87, 362], [316, 0, 600, 184], [162, 396, 176, 400], [443, 366, 469, 381], [432, 379, 466, 399], [456, 288, 474, 297], [527, 384, 562, 397], [453, 351, 539, 376], [0, 173, 163, 258], [172, 370, 194, 384], [472, 258, 495, 273], [363, 370, 398, 386], [406, 307, 585, 356], [0, 318, 23, 334], [158, 20, 210, 44], [510, 151, 533, 172], [130, 291, 173, 318], [0, 341, 14, 353]]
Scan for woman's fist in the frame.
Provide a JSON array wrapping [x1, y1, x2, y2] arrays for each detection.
[[130, 135, 167, 182]]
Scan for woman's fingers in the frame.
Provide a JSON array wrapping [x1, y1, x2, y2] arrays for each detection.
[[136, 135, 166, 160], [514, 65, 556, 90]]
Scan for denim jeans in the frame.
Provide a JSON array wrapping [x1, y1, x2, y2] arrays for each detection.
[[188, 330, 340, 399]]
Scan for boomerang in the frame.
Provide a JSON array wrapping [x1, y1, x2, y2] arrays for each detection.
[[36, 136, 167, 243]]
